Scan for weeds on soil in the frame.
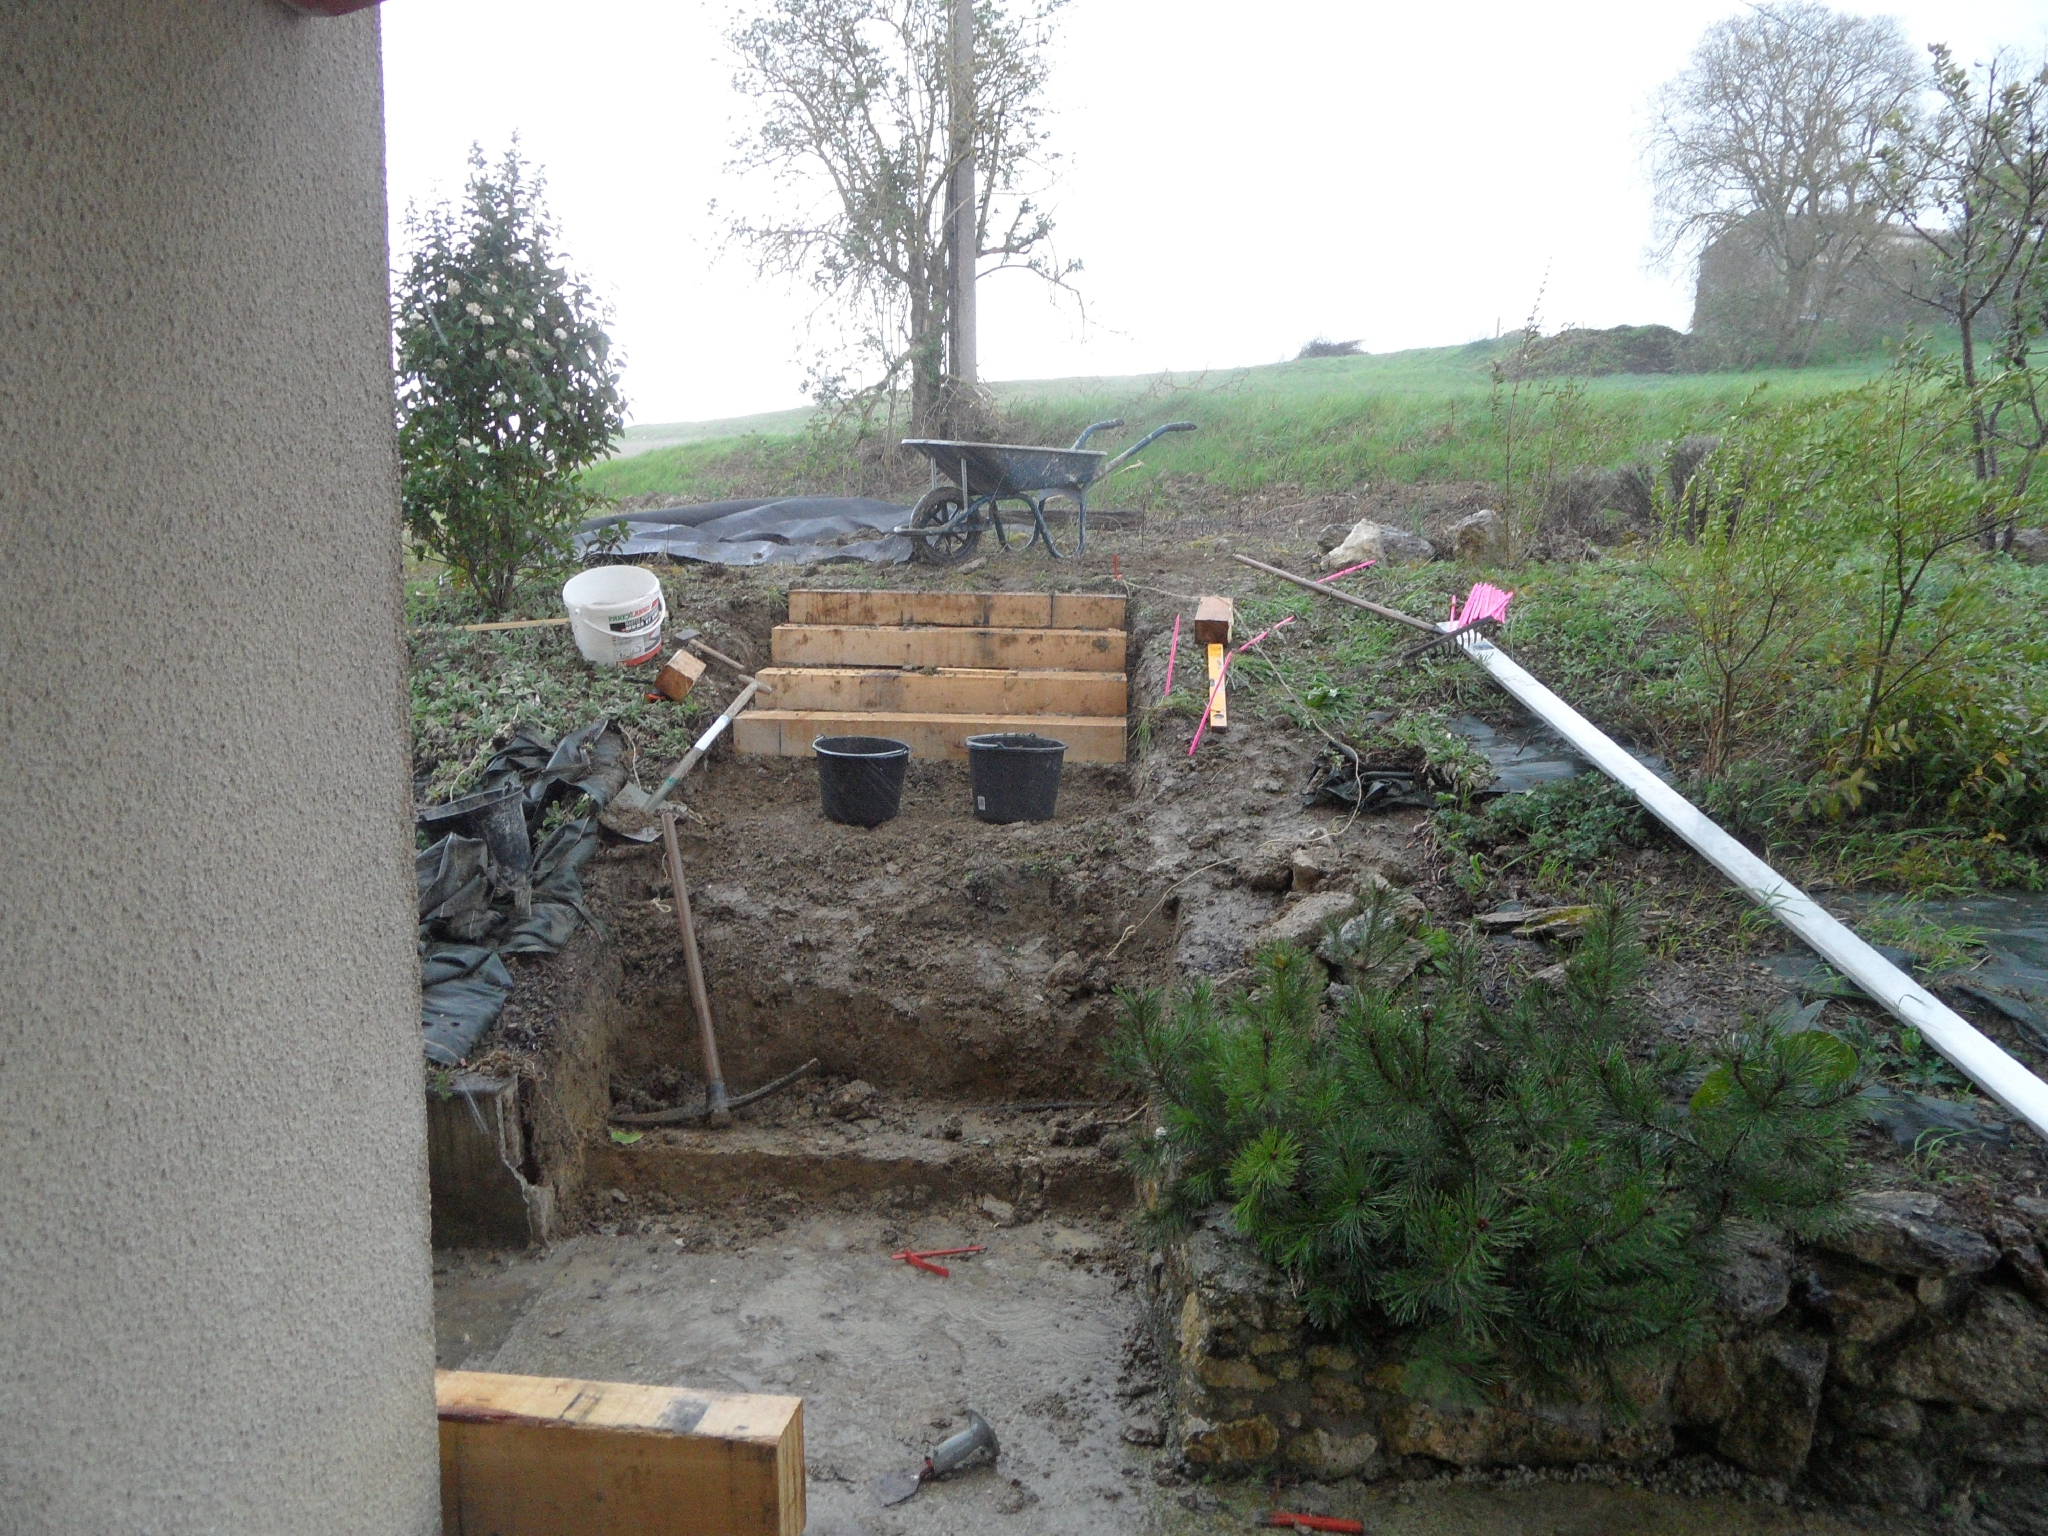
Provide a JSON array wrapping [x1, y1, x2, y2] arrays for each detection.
[[408, 571, 704, 804], [1112, 897, 1861, 1398]]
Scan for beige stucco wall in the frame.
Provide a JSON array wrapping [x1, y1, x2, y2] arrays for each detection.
[[0, 4, 437, 1532]]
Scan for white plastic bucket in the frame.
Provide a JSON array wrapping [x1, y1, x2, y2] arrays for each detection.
[[562, 565, 666, 666]]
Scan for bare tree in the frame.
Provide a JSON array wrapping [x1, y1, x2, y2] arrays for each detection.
[[725, 0, 1077, 434], [1888, 46, 2048, 524], [1646, 3, 1924, 365]]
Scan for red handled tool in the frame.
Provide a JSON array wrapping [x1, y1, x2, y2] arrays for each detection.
[[890, 1245, 985, 1278]]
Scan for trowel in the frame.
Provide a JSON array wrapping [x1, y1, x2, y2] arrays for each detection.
[[873, 1410, 1000, 1506]]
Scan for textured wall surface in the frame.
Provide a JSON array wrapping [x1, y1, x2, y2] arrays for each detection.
[[0, 4, 437, 1532]]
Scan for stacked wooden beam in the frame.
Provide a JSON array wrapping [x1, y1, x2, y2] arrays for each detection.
[[438, 1369, 805, 1536], [732, 588, 1128, 763]]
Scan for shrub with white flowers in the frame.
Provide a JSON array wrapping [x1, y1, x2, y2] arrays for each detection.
[[394, 144, 625, 615]]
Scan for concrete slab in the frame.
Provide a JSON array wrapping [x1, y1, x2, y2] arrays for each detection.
[[435, 1218, 1880, 1536], [439, 1213, 1154, 1533]]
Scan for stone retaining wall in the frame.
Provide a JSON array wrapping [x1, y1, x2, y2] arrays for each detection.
[[1149, 1190, 2048, 1521]]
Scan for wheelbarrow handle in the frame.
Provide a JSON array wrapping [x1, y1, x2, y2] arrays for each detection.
[[1102, 420, 1197, 474], [1069, 418, 1124, 450]]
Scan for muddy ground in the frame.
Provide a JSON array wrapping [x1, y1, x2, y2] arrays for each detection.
[[434, 1210, 1880, 1536], [460, 501, 2048, 1214], [436, 498, 2048, 1532]]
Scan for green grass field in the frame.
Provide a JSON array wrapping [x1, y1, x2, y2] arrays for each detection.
[[585, 340, 1891, 506]]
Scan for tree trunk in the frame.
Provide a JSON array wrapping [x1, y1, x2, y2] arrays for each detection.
[[907, 281, 942, 436]]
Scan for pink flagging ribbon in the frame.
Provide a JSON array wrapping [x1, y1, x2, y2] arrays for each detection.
[[1162, 613, 1181, 701], [1189, 616, 1296, 756], [1453, 582, 1514, 628], [1321, 559, 1376, 582]]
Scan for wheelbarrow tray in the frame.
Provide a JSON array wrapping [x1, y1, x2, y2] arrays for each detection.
[[901, 439, 1108, 499]]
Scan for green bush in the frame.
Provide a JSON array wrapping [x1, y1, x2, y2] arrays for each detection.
[[1112, 899, 1859, 1396], [395, 144, 625, 614]]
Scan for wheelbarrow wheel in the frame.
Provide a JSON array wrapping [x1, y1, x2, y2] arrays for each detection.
[[907, 484, 982, 567]]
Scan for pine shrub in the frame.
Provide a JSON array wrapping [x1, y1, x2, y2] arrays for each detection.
[[1111, 897, 1859, 1396]]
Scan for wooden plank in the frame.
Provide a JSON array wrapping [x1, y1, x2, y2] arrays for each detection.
[[1206, 642, 1229, 729], [733, 709, 1126, 763], [787, 589, 1125, 631], [755, 666, 1126, 718], [1192, 596, 1235, 646], [771, 623, 1125, 672], [1050, 592, 1127, 630], [789, 590, 1046, 628], [408, 616, 573, 634], [437, 1369, 803, 1536]]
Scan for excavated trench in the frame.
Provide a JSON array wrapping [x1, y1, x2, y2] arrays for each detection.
[[425, 569, 2048, 1531], [422, 575, 1444, 1238]]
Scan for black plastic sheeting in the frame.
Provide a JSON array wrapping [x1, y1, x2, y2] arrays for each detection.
[[1444, 713, 1672, 794], [1759, 892, 2048, 1149], [1301, 711, 1673, 812], [573, 497, 913, 567], [415, 720, 625, 1065]]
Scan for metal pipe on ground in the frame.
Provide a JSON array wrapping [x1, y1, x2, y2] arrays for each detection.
[[1233, 553, 2048, 1142]]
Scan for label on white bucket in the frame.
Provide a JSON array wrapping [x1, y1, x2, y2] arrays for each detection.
[[607, 597, 663, 634]]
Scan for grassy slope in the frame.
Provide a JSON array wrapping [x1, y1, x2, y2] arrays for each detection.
[[587, 341, 1889, 505]]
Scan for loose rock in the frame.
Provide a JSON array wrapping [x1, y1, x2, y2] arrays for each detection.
[[1321, 519, 1435, 569], [979, 1193, 1017, 1227], [1448, 508, 1507, 561], [1885, 1285, 2048, 1412], [1709, 1223, 1793, 1323], [1808, 1257, 1920, 1344], [1285, 1425, 1383, 1479], [827, 1079, 881, 1120], [1121, 1414, 1164, 1447], [1289, 846, 1331, 893], [1240, 839, 1297, 893], [1822, 1190, 2001, 1278], [2010, 527, 2048, 565], [1714, 1333, 1831, 1478], [1254, 890, 1362, 953]]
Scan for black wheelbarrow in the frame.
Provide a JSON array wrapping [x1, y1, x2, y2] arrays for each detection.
[[897, 418, 1196, 564]]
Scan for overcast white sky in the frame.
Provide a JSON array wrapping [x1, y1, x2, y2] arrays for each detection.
[[381, 0, 2048, 427]]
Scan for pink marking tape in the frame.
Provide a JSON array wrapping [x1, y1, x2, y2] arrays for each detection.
[[1321, 559, 1376, 581], [1163, 613, 1181, 700], [1453, 582, 1514, 627], [1189, 616, 1296, 756]]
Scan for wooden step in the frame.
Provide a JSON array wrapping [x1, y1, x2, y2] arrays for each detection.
[[733, 709, 1126, 763], [787, 588, 1125, 631], [756, 666, 1126, 717], [771, 623, 1125, 672]]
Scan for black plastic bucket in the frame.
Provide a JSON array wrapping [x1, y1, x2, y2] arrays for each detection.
[[966, 733, 1068, 823], [415, 779, 533, 906], [814, 736, 911, 828]]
